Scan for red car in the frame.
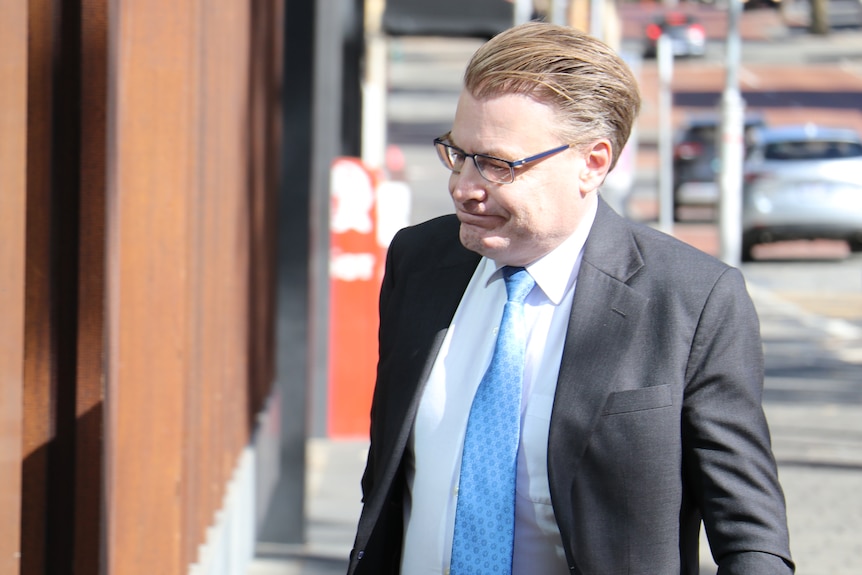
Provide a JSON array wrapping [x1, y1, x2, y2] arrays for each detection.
[[643, 11, 706, 58]]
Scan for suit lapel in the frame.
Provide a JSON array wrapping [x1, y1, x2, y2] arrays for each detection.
[[549, 200, 648, 468], [398, 256, 479, 397], [356, 221, 480, 558], [405, 249, 481, 364], [375, 238, 480, 500]]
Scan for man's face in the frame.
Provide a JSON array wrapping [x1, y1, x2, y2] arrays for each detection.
[[448, 90, 606, 267]]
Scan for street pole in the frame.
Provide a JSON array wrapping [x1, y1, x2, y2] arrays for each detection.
[[589, 0, 604, 40], [657, 34, 674, 234], [514, 0, 532, 24], [362, 0, 387, 171], [719, 0, 745, 267], [550, 0, 568, 25]]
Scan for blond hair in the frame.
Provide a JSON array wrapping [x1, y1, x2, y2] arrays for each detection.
[[464, 21, 640, 171]]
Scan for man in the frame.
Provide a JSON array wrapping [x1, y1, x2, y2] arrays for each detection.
[[348, 22, 793, 575]]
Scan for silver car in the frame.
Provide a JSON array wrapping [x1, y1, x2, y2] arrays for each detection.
[[741, 124, 862, 261]]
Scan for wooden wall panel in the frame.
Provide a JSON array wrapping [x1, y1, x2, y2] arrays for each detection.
[[0, 1, 28, 573], [105, 1, 280, 572], [181, 0, 252, 565], [51, 0, 84, 569], [21, 1, 57, 573], [180, 1, 206, 565], [106, 1, 200, 572], [209, 0, 251, 500], [18, 2, 108, 572], [0, 0, 282, 571], [74, 1, 109, 573], [248, 0, 281, 417]]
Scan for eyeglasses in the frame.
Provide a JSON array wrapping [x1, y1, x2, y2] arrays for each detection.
[[433, 136, 572, 184]]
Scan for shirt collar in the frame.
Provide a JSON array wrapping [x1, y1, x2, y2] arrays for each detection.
[[484, 198, 597, 305]]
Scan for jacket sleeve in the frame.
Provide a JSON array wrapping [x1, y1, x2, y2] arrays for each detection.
[[360, 222, 402, 502], [681, 267, 794, 573]]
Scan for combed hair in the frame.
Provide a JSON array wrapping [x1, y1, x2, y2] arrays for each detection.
[[464, 22, 641, 171]]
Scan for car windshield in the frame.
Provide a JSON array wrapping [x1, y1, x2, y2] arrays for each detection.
[[764, 140, 862, 160], [685, 120, 764, 143], [688, 126, 717, 142]]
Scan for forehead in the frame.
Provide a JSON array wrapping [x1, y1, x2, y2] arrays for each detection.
[[450, 90, 561, 153]]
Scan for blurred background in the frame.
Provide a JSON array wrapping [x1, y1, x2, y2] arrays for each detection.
[[1, 1, 860, 574]]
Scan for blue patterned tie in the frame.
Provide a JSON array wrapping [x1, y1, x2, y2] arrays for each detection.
[[450, 266, 535, 575]]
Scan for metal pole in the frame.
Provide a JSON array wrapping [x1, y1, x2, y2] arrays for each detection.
[[589, 0, 604, 40], [309, 0, 342, 436], [362, 0, 387, 170], [550, 0, 568, 25], [657, 34, 674, 234], [264, 0, 320, 545], [514, 0, 533, 24], [719, 0, 745, 267]]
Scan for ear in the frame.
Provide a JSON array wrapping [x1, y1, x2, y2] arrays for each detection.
[[579, 139, 613, 193]]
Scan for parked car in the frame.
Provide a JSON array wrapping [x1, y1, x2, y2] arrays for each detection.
[[741, 124, 862, 261], [642, 11, 706, 59], [673, 112, 767, 220], [742, 0, 782, 10]]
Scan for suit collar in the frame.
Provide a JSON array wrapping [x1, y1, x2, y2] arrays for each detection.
[[581, 197, 645, 285], [549, 198, 650, 526]]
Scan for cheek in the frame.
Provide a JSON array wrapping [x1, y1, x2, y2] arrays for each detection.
[[446, 172, 456, 195], [503, 178, 547, 216], [519, 187, 579, 232], [500, 199, 541, 235]]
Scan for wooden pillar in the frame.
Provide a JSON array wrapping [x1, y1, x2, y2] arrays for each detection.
[[21, 1, 59, 572], [1, 1, 283, 572], [105, 1, 200, 572], [0, 0, 28, 572], [74, 1, 109, 572]]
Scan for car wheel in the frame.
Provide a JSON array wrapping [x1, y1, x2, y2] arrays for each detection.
[[849, 238, 862, 253], [741, 235, 756, 263]]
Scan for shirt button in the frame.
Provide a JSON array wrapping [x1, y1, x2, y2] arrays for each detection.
[[445, 569, 451, 575]]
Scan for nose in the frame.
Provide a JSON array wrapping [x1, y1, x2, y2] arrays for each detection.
[[450, 158, 488, 201]]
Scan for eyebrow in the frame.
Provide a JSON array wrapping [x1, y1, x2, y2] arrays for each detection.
[[444, 132, 512, 160]]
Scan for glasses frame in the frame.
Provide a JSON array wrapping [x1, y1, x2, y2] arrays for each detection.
[[433, 136, 572, 184]]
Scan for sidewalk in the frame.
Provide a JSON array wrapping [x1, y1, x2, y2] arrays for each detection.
[[247, 439, 365, 575], [247, 275, 862, 574]]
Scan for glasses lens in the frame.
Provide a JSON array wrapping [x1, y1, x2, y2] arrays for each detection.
[[434, 141, 450, 168], [475, 155, 514, 184], [435, 141, 462, 172]]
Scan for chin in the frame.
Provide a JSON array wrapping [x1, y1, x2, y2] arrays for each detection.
[[460, 226, 517, 262], [459, 226, 498, 257]]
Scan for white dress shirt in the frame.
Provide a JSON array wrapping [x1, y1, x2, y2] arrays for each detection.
[[400, 201, 597, 575]]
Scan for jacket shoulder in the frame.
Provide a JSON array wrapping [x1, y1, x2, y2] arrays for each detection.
[[587, 200, 733, 290], [389, 214, 477, 267]]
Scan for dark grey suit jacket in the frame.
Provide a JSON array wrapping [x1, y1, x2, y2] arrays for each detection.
[[348, 199, 794, 575]]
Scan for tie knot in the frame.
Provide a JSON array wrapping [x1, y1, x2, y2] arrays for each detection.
[[502, 266, 535, 304]]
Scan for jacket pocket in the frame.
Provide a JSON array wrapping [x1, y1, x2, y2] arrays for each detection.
[[602, 384, 672, 416]]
